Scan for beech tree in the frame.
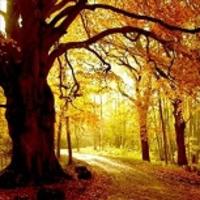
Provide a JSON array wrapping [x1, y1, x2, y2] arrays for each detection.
[[0, 0, 200, 186], [116, 58, 152, 161]]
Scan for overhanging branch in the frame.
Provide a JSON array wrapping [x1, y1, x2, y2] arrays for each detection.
[[86, 47, 111, 72], [117, 82, 135, 103], [48, 0, 87, 45], [49, 5, 77, 27], [84, 4, 200, 34], [0, 10, 6, 19], [47, 0, 76, 18], [48, 26, 168, 68], [64, 52, 80, 98], [0, 104, 7, 108]]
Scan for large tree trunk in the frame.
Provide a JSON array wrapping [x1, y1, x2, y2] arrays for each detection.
[[0, 84, 69, 185], [0, 75, 67, 187], [173, 99, 188, 166], [0, 3, 70, 185]]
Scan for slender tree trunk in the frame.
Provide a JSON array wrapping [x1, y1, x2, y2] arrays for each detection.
[[74, 125, 80, 152], [99, 95, 103, 151], [93, 135, 97, 151], [66, 116, 72, 165], [152, 105, 163, 161], [136, 72, 151, 162], [56, 111, 63, 159], [166, 102, 176, 164], [138, 108, 150, 161], [173, 99, 188, 166], [158, 96, 168, 164], [140, 124, 150, 161], [92, 97, 98, 151], [122, 119, 127, 148]]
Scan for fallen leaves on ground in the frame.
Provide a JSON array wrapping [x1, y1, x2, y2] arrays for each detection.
[[0, 167, 110, 200], [153, 165, 200, 186], [0, 156, 200, 200]]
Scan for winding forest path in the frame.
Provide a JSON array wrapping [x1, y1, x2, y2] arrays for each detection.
[[71, 152, 200, 200], [0, 152, 200, 199]]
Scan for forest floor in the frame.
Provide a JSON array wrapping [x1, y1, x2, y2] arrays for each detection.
[[72, 153, 200, 200], [0, 153, 200, 199]]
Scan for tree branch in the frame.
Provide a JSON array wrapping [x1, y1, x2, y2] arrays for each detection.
[[84, 4, 200, 34], [48, 0, 87, 45], [46, 0, 76, 18], [48, 26, 168, 68], [49, 5, 76, 27], [117, 82, 135, 102], [57, 56, 65, 98], [0, 10, 6, 20], [117, 57, 140, 81], [0, 104, 7, 108], [85, 47, 111, 72], [64, 52, 80, 98]]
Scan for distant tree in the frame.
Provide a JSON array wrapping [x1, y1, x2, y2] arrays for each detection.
[[117, 60, 152, 161], [155, 54, 200, 166]]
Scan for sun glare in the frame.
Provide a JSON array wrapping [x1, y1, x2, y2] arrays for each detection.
[[0, 0, 6, 33]]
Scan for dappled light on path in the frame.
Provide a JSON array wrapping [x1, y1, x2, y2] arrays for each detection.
[[61, 151, 200, 200], [73, 153, 133, 173]]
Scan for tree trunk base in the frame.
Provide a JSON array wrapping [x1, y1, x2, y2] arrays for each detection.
[[0, 164, 72, 188]]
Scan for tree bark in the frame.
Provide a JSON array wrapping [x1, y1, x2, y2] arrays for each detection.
[[66, 116, 73, 165], [74, 125, 80, 152], [173, 99, 188, 166], [56, 112, 63, 159], [152, 105, 163, 161], [137, 100, 150, 162], [158, 96, 168, 164], [137, 102, 150, 161], [0, 2, 72, 184], [0, 74, 68, 187], [0, 38, 69, 186], [139, 123, 150, 161]]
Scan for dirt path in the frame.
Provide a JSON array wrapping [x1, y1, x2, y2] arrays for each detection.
[[70, 152, 200, 200], [0, 152, 200, 199]]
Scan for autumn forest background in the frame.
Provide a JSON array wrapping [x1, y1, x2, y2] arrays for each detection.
[[0, 0, 200, 199]]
